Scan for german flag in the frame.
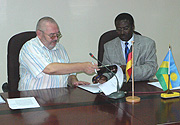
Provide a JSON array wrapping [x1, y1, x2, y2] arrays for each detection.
[[126, 46, 132, 82]]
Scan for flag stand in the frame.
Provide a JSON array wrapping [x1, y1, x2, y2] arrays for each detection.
[[160, 45, 180, 99], [161, 78, 180, 99], [126, 41, 140, 103]]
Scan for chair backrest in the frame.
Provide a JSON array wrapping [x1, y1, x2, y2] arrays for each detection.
[[7, 31, 36, 91], [97, 30, 141, 66]]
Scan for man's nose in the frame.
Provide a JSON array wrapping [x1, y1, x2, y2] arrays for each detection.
[[120, 30, 125, 34]]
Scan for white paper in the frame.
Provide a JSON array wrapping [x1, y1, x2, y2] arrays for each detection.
[[0, 96, 6, 104], [148, 81, 180, 90], [78, 83, 101, 93], [78, 64, 124, 96], [99, 64, 124, 95], [7, 97, 40, 110], [148, 82, 163, 89]]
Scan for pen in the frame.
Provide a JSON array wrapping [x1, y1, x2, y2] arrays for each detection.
[[92, 75, 100, 82], [92, 73, 103, 83], [92, 62, 97, 74], [95, 74, 101, 79]]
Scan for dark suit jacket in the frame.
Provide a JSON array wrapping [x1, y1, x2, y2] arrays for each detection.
[[102, 34, 158, 81]]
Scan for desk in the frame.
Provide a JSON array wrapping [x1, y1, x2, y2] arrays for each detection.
[[0, 81, 180, 125]]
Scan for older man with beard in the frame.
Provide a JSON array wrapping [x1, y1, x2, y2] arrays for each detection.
[[18, 16, 98, 91]]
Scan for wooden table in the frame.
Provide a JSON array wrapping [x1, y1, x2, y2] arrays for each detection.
[[0, 81, 180, 125]]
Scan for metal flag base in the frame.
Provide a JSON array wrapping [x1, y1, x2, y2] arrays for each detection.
[[107, 91, 125, 99], [126, 96, 141, 103]]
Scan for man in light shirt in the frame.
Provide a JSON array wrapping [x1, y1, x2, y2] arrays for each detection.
[[18, 16, 98, 91]]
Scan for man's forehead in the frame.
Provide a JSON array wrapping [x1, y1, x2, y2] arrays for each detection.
[[45, 23, 59, 32], [115, 20, 131, 27]]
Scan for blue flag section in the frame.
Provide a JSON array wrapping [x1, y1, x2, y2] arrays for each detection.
[[156, 49, 180, 91], [167, 50, 180, 88]]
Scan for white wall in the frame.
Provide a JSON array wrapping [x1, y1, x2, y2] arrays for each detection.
[[0, 0, 180, 92]]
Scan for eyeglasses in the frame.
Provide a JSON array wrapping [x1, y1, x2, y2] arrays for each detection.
[[39, 29, 62, 39]]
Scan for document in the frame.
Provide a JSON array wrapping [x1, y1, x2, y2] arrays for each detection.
[[78, 64, 124, 96], [98, 64, 124, 95], [0, 95, 6, 104], [7, 97, 40, 110], [148, 82, 180, 90], [148, 82, 163, 89], [78, 83, 101, 93]]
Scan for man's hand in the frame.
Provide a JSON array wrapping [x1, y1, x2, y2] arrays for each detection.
[[83, 62, 99, 74], [92, 74, 108, 84], [68, 75, 91, 87], [120, 65, 126, 74], [72, 81, 91, 86]]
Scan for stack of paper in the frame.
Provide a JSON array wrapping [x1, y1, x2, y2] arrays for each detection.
[[7, 97, 40, 110]]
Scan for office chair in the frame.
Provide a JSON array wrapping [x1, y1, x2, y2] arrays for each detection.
[[97, 30, 141, 66], [2, 31, 36, 92]]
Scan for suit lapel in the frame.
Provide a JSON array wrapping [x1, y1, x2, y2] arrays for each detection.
[[114, 37, 126, 64], [133, 34, 141, 64]]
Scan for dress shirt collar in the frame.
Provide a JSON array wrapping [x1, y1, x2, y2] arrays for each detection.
[[121, 34, 134, 47]]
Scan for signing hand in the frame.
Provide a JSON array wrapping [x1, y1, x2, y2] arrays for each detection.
[[73, 81, 91, 86], [83, 62, 99, 74], [92, 74, 108, 84]]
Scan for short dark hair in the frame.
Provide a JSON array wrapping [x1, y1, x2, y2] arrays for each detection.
[[114, 13, 134, 27]]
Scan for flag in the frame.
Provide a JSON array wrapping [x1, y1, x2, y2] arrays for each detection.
[[126, 46, 132, 82], [156, 49, 180, 91]]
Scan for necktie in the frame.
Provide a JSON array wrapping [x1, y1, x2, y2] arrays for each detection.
[[125, 42, 129, 63]]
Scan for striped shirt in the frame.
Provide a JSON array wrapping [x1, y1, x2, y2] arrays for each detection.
[[18, 36, 74, 91]]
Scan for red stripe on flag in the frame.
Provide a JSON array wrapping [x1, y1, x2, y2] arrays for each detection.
[[126, 47, 132, 82], [127, 51, 132, 62]]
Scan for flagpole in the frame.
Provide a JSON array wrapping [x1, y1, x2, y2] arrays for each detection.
[[166, 45, 173, 94], [132, 41, 134, 98], [126, 41, 140, 103], [168, 45, 170, 91], [168, 45, 170, 92]]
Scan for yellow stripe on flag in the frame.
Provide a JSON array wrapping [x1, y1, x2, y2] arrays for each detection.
[[162, 74, 172, 89], [160, 61, 169, 68], [126, 60, 132, 69]]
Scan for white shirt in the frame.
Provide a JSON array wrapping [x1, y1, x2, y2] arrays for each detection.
[[18, 36, 75, 91], [120, 35, 134, 60]]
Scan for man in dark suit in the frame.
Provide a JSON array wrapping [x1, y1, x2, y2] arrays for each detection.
[[93, 13, 158, 83]]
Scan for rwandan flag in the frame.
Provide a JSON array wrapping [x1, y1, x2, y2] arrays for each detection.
[[156, 49, 180, 91], [126, 46, 132, 82]]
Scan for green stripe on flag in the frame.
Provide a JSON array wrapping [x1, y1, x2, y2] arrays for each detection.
[[156, 67, 168, 91]]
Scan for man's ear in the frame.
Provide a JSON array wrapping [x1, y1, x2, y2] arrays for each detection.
[[132, 25, 135, 31], [36, 30, 41, 37], [36, 30, 42, 39]]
